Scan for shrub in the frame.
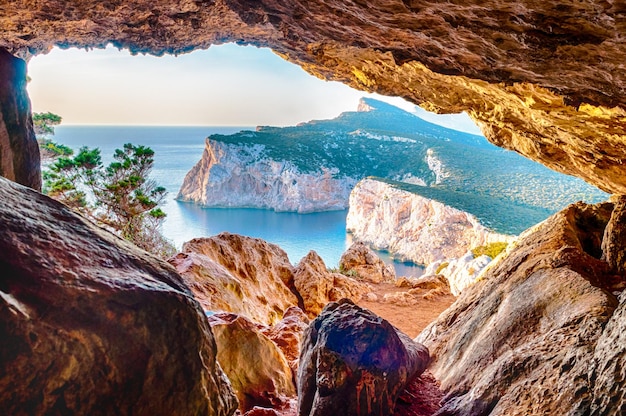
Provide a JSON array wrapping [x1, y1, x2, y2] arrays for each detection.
[[471, 242, 508, 259], [435, 262, 449, 274]]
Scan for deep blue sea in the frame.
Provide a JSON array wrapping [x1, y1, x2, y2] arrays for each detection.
[[51, 125, 423, 276]]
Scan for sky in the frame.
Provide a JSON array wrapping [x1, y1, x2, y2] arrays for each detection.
[[27, 43, 482, 134]]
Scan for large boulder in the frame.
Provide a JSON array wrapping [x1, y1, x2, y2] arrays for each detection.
[[209, 313, 296, 413], [0, 177, 237, 415], [417, 201, 626, 415], [339, 241, 395, 284], [294, 250, 370, 317], [297, 299, 430, 416], [173, 233, 299, 325]]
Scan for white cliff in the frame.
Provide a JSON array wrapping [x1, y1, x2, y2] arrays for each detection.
[[177, 138, 357, 213], [346, 178, 515, 266]]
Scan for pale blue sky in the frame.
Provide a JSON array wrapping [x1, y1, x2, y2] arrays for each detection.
[[27, 43, 481, 134]]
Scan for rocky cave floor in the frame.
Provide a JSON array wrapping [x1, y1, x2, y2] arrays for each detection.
[[361, 281, 453, 416], [241, 282, 455, 416]]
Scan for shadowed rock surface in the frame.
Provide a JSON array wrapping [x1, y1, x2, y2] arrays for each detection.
[[0, 49, 39, 190], [0, 177, 238, 415], [417, 201, 626, 415], [1, 1, 626, 193], [261, 306, 311, 376], [209, 313, 296, 413], [298, 299, 429, 416]]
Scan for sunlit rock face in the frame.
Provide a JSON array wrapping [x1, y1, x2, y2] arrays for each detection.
[[0, 177, 238, 415], [1, 1, 625, 193], [417, 201, 626, 415], [172, 233, 299, 326], [177, 139, 353, 213], [347, 178, 514, 266]]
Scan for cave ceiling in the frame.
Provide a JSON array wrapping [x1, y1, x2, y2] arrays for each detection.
[[1, 0, 625, 193]]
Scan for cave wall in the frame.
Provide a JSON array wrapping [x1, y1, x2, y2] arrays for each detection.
[[0, 0, 625, 193], [0, 48, 40, 190]]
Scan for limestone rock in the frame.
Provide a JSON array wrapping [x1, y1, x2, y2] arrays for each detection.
[[407, 274, 450, 292], [347, 179, 515, 265], [294, 250, 369, 317], [261, 306, 310, 375], [417, 201, 625, 415], [209, 313, 296, 413], [339, 241, 395, 284], [0, 49, 40, 190], [0, 177, 237, 415], [178, 233, 299, 325], [243, 408, 280, 416], [297, 299, 429, 416], [440, 251, 493, 296], [177, 138, 355, 213]]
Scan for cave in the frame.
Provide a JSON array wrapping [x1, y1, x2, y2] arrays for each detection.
[[1, 1, 626, 415]]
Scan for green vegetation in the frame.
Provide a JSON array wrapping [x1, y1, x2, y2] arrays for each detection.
[[471, 242, 509, 259], [328, 266, 360, 279], [205, 98, 607, 234], [33, 112, 74, 159], [44, 143, 175, 258], [33, 112, 62, 136], [435, 262, 449, 274]]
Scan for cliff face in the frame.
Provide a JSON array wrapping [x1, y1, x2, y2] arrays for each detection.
[[347, 178, 514, 266], [177, 139, 354, 213]]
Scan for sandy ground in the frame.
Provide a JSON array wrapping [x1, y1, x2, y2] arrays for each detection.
[[245, 283, 457, 416], [358, 282, 456, 338]]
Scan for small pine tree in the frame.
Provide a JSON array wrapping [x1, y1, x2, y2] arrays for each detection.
[[33, 112, 73, 159], [44, 143, 176, 259]]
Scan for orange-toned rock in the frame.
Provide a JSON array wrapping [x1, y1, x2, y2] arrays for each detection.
[[339, 241, 395, 283], [260, 306, 310, 375], [3, 2, 626, 193], [0, 177, 237, 415], [209, 313, 296, 413], [293, 250, 369, 317], [174, 233, 299, 325]]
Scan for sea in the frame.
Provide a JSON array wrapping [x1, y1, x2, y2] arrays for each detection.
[[50, 125, 424, 276]]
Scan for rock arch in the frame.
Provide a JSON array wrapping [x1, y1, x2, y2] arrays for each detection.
[[1, 0, 625, 193]]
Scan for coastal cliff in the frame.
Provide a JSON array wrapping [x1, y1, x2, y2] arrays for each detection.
[[178, 98, 606, 215], [177, 138, 355, 213], [347, 178, 514, 266]]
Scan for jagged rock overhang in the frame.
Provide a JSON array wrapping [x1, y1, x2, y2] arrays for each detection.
[[1, 0, 625, 193]]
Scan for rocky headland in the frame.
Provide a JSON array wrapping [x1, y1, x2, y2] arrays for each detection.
[[177, 98, 605, 218], [177, 138, 355, 213]]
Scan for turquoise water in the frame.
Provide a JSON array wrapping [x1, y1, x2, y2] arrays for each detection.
[[50, 126, 424, 275]]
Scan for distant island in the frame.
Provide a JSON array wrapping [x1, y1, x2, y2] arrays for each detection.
[[178, 97, 606, 234]]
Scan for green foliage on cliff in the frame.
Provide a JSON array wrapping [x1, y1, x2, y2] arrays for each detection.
[[204, 98, 607, 231], [373, 177, 552, 235], [44, 143, 175, 258], [33, 112, 74, 159], [471, 242, 509, 259]]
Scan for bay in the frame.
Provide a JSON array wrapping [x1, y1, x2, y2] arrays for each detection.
[[50, 126, 424, 275]]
